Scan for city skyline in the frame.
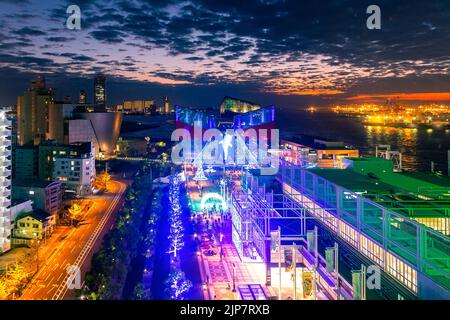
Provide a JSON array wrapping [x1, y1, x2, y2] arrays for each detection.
[[0, 0, 449, 304], [1, 0, 450, 107]]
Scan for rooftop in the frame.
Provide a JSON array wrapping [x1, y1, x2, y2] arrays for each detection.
[[282, 134, 357, 151], [13, 179, 62, 189], [308, 166, 450, 218], [16, 209, 51, 222]]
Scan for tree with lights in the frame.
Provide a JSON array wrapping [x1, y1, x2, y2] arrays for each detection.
[[5, 262, 28, 296], [0, 277, 10, 300], [166, 270, 192, 300], [68, 202, 83, 226]]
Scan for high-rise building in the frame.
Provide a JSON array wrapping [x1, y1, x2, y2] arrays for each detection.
[[17, 77, 53, 146], [47, 102, 74, 143], [79, 89, 86, 104], [0, 109, 12, 253], [94, 75, 106, 109], [164, 96, 170, 114]]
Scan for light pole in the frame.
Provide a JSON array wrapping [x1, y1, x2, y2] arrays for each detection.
[[232, 263, 236, 292], [219, 232, 224, 262]]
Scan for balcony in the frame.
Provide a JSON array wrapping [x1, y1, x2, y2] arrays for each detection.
[[0, 159, 11, 167], [0, 199, 11, 208]]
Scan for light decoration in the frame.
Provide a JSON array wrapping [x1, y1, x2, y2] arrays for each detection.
[[193, 165, 208, 181], [200, 192, 227, 210], [204, 165, 216, 174], [167, 176, 184, 258], [165, 175, 194, 300], [166, 270, 193, 300]]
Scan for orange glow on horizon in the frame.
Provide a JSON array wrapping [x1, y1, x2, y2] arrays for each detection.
[[273, 89, 345, 96], [347, 92, 450, 102]]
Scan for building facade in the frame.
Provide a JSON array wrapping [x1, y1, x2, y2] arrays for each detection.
[[12, 180, 63, 216], [52, 142, 96, 195], [118, 100, 155, 114], [14, 209, 54, 240], [0, 109, 12, 253], [70, 111, 122, 158], [13, 145, 38, 180], [163, 96, 170, 114], [47, 102, 74, 143], [281, 136, 360, 169], [94, 75, 106, 109], [17, 77, 53, 146], [79, 89, 86, 104]]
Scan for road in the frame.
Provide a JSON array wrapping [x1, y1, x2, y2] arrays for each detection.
[[20, 180, 127, 300]]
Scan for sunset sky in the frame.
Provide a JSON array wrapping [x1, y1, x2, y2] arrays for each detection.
[[0, 0, 450, 108]]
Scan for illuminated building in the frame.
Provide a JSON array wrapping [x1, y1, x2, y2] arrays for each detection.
[[281, 135, 359, 168], [278, 158, 449, 299], [52, 142, 96, 195], [14, 209, 54, 240], [71, 111, 123, 158], [0, 109, 12, 252], [17, 76, 53, 146], [79, 89, 86, 104], [118, 100, 156, 114], [13, 141, 95, 196], [38, 142, 78, 181], [175, 97, 275, 136], [94, 75, 106, 109], [230, 157, 450, 299], [164, 96, 170, 114], [220, 96, 261, 115]]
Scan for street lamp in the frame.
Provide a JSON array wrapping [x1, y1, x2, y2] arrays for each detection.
[[219, 232, 224, 262], [232, 263, 236, 292]]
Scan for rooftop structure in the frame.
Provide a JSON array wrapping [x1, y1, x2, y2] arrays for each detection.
[[278, 159, 450, 299], [219, 96, 261, 115], [281, 135, 359, 169], [175, 97, 275, 133]]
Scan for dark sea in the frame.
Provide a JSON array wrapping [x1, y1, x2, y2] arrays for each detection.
[[122, 109, 450, 175], [277, 108, 450, 174]]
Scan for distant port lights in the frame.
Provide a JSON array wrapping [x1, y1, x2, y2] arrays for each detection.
[[332, 103, 450, 128]]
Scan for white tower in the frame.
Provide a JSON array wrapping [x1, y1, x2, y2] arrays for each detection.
[[0, 109, 11, 253]]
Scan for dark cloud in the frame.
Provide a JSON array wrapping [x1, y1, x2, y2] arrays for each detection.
[[1, 0, 450, 107], [13, 27, 46, 36]]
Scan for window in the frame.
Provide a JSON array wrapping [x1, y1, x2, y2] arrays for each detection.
[[33, 224, 39, 228], [339, 222, 358, 247], [386, 252, 417, 293], [360, 235, 383, 265]]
